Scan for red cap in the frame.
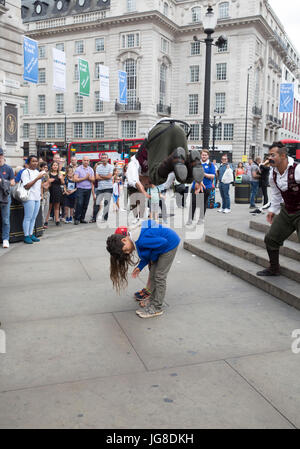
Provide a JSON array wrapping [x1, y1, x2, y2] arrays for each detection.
[[115, 226, 128, 236]]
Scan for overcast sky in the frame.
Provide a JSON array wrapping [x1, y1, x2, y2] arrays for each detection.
[[268, 0, 300, 53]]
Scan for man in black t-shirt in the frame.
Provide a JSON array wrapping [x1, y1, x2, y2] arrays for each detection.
[[0, 148, 15, 248]]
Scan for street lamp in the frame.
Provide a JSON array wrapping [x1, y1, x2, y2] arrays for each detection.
[[58, 111, 67, 154], [244, 66, 252, 156], [202, 6, 218, 150], [210, 112, 222, 156]]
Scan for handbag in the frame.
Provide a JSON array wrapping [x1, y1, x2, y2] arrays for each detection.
[[221, 167, 234, 184], [12, 170, 30, 202]]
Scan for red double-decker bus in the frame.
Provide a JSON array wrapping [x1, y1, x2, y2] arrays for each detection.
[[68, 138, 144, 165], [280, 139, 300, 161]]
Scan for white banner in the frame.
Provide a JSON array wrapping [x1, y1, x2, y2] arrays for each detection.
[[53, 48, 66, 91], [99, 65, 110, 102]]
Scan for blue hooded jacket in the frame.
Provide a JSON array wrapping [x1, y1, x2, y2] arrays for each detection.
[[130, 220, 180, 271]]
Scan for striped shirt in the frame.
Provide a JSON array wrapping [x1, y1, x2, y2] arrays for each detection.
[[96, 163, 113, 191]]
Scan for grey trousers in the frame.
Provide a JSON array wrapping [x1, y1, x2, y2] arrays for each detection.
[[149, 246, 178, 310]]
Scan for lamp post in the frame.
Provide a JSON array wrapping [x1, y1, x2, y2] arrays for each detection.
[[202, 6, 217, 150], [210, 113, 222, 157], [244, 66, 252, 156]]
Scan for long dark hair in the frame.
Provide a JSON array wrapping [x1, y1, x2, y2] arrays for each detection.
[[106, 234, 136, 293]]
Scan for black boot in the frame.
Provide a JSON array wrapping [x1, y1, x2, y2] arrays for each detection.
[[186, 150, 204, 183], [257, 249, 280, 276], [158, 147, 187, 183]]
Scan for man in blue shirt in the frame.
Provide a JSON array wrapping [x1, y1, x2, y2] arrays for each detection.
[[187, 149, 215, 224], [0, 148, 15, 248]]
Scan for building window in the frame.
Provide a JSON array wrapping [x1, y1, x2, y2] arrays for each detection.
[[57, 123, 65, 139], [95, 38, 104, 52], [124, 58, 137, 108], [163, 2, 169, 16], [95, 92, 104, 112], [56, 43, 64, 52], [95, 62, 103, 79], [122, 33, 140, 49], [224, 124, 234, 140], [215, 123, 222, 140], [84, 122, 93, 139], [122, 120, 136, 138], [37, 123, 45, 139], [161, 38, 170, 54], [191, 7, 201, 23], [38, 95, 46, 114], [56, 94, 64, 113], [23, 123, 30, 139], [189, 94, 199, 115], [159, 64, 167, 106], [218, 40, 228, 52], [190, 124, 200, 140], [38, 46, 46, 59], [47, 123, 56, 139], [127, 0, 136, 12], [219, 2, 229, 19], [74, 123, 83, 138], [191, 41, 201, 56], [75, 40, 84, 54], [95, 122, 104, 138], [38, 68, 46, 84], [216, 63, 227, 80], [75, 93, 83, 113], [74, 64, 79, 81], [215, 93, 226, 114], [190, 65, 199, 82], [23, 96, 29, 115]]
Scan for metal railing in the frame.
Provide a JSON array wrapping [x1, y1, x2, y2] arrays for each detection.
[[252, 106, 262, 117], [115, 100, 141, 112], [157, 104, 171, 115]]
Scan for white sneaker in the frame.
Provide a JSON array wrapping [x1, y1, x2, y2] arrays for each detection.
[[223, 209, 231, 213], [218, 209, 225, 213], [3, 240, 9, 248]]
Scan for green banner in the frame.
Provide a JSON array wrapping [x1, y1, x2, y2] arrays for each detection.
[[78, 58, 90, 97]]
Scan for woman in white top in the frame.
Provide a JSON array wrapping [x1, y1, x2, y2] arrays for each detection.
[[21, 155, 44, 244]]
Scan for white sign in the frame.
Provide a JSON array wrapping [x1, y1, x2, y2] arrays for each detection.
[[99, 65, 110, 102], [4, 79, 20, 89], [53, 48, 66, 92]]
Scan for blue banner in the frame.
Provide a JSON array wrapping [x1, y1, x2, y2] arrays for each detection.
[[118, 71, 127, 104], [23, 36, 38, 84], [279, 83, 294, 113]]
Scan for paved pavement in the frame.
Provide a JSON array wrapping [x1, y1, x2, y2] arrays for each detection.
[[0, 189, 299, 429]]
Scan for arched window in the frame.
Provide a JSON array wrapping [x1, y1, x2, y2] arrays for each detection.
[[163, 2, 169, 16], [159, 64, 167, 106], [191, 7, 201, 23], [124, 59, 137, 108], [219, 2, 229, 19]]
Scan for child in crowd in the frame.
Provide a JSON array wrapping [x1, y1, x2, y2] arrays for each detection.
[[112, 170, 120, 212], [147, 183, 162, 221], [63, 167, 77, 223], [106, 220, 180, 318]]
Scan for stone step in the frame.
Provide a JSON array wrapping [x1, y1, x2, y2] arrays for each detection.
[[227, 226, 300, 262], [249, 220, 298, 243], [205, 234, 300, 284], [184, 240, 300, 311]]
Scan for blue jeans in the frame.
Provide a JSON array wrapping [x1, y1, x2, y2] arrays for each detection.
[[219, 182, 230, 210], [0, 194, 11, 241], [250, 181, 259, 207], [23, 200, 41, 237], [74, 188, 91, 221]]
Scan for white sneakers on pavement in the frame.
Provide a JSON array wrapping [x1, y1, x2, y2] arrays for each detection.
[[2, 240, 9, 248], [223, 209, 231, 214]]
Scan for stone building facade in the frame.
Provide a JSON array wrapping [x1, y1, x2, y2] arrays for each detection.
[[20, 0, 300, 162], [0, 0, 25, 166]]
